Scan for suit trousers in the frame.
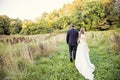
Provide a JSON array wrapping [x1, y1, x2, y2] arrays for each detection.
[[69, 45, 77, 60]]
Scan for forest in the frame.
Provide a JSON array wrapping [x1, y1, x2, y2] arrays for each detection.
[[0, 0, 119, 35]]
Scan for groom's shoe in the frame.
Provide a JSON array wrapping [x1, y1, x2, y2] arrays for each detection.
[[70, 58, 73, 62]]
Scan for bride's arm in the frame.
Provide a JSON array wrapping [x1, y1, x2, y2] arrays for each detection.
[[77, 38, 80, 43], [77, 32, 81, 43]]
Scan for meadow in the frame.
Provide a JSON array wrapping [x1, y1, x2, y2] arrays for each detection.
[[0, 29, 120, 80]]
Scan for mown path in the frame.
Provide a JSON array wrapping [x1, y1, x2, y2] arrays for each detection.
[[24, 41, 120, 80]]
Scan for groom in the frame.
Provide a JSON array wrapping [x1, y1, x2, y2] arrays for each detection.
[[66, 25, 78, 62]]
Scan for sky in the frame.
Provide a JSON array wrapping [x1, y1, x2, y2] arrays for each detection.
[[0, 0, 74, 20]]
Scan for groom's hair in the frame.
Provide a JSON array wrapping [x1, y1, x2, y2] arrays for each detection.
[[71, 25, 74, 27]]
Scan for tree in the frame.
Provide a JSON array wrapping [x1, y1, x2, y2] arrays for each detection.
[[70, 11, 83, 30], [20, 20, 35, 35], [81, 1, 107, 30], [54, 16, 71, 30], [9, 18, 22, 34], [0, 15, 10, 35]]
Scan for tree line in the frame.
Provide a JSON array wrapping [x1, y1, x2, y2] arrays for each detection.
[[0, 0, 119, 35]]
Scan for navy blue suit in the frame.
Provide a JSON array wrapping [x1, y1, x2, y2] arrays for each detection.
[[66, 28, 78, 62]]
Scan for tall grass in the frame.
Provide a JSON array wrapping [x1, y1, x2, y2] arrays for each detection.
[[0, 33, 65, 80], [86, 30, 120, 80], [23, 30, 120, 80], [0, 29, 120, 80]]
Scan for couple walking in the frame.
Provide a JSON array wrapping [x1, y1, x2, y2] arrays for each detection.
[[66, 25, 95, 80]]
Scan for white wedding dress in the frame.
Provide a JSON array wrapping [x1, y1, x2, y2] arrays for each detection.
[[75, 34, 95, 80]]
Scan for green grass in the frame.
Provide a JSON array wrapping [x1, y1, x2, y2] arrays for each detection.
[[24, 41, 120, 80], [23, 42, 84, 80], [90, 46, 120, 80], [1, 30, 120, 80]]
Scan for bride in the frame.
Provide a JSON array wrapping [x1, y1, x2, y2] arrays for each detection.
[[75, 28, 95, 80]]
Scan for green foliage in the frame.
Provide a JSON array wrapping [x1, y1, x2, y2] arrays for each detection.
[[9, 18, 22, 34], [0, 15, 10, 35], [0, 27, 4, 34], [0, 0, 119, 35], [54, 16, 71, 29], [81, 1, 107, 30], [70, 11, 83, 30], [0, 15, 22, 35]]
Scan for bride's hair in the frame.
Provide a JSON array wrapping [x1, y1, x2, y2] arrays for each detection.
[[77, 28, 85, 43], [80, 28, 85, 34]]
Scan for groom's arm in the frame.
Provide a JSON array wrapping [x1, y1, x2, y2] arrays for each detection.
[[66, 31, 69, 44]]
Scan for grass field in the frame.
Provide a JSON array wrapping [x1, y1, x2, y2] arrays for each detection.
[[0, 30, 120, 80]]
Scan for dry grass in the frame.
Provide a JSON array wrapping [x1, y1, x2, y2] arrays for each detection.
[[0, 29, 119, 79], [0, 33, 66, 79]]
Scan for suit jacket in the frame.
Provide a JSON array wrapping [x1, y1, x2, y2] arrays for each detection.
[[66, 28, 78, 46]]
